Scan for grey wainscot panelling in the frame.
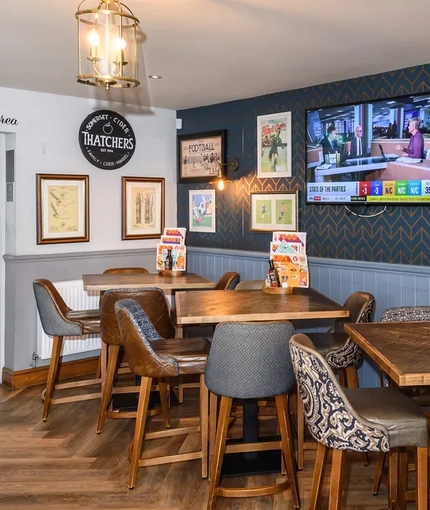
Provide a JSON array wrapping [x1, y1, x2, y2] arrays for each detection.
[[187, 247, 430, 388]]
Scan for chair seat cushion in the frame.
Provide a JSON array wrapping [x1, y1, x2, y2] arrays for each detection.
[[345, 386, 429, 448], [152, 337, 211, 375], [306, 332, 347, 358], [65, 309, 101, 335]]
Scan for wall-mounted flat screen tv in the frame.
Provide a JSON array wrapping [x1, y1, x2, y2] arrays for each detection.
[[305, 92, 430, 204]]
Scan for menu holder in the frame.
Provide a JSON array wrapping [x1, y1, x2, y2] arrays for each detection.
[[158, 269, 185, 277], [261, 285, 294, 295]]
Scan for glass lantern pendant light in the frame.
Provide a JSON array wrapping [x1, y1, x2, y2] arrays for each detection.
[[76, 0, 140, 90]]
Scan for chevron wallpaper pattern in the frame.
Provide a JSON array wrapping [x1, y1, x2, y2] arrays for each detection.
[[177, 64, 430, 265]]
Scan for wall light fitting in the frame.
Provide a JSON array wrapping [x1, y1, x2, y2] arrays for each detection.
[[210, 157, 239, 191], [76, 0, 140, 90]]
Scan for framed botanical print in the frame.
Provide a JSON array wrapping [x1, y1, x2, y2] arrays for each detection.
[[250, 191, 298, 232], [122, 177, 165, 240], [36, 173, 89, 244], [178, 130, 226, 183], [257, 111, 292, 178]]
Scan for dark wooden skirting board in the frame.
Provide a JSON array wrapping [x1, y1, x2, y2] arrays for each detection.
[[2, 356, 99, 389]]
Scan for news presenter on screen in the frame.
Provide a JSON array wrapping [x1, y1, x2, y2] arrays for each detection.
[[349, 125, 367, 158], [396, 117, 424, 159], [320, 125, 341, 157]]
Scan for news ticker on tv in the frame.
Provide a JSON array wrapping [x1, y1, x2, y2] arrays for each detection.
[[307, 180, 430, 203]]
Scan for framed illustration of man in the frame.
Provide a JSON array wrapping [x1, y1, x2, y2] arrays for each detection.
[[257, 111, 292, 178], [122, 177, 165, 240]]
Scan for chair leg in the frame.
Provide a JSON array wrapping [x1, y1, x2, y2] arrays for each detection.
[[200, 374, 209, 479], [389, 449, 399, 509], [309, 442, 328, 510], [128, 377, 152, 490], [416, 446, 428, 510], [329, 448, 345, 510], [276, 393, 300, 509], [338, 369, 347, 387], [207, 396, 233, 510], [42, 335, 64, 422], [372, 452, 386, 495], [296, 387, 305, 470], [208, 391, 218, 480], [157, 378, 171, 429], [345, 365, 359, 389], [97, 344, 120, 434]]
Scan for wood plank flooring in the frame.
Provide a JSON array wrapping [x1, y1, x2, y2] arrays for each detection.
[[0, 382, 406, 509]]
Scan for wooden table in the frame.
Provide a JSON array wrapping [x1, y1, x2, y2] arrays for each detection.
[[344, 322, 430, 387], [175, 287, 349, 327], [82, 272, 216, 292], [176, 286, 348, 477]]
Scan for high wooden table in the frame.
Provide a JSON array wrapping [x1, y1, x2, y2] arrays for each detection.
[[176, 287, 348, 476], [83, 272, 216, 292], [344, 321, 430, 387]]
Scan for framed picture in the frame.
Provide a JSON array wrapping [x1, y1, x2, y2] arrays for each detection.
[[250, 191, 298, 232], [257, 111, 292, 178], [122, 177, 165, 240], [36, 173, 89, 245], [189, 189, 216, 233], [178, 130, 226, 183]]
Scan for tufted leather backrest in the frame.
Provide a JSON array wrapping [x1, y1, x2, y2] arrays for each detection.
[[205, 321, 296, 399], [101, 287, 174, 346], [115, 299, 179, 378], [99, 267, 150, 304], [215, 272, 240, 290], [290, 333, 389, 453], [33, 279, 82, 337], [331, 291, 376, 333]]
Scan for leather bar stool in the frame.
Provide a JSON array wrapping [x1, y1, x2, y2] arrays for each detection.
[[97, 287, 178, 434], [206, 321, 300, 509], [296, 291, 375, 469], [115, 298, 210, 489], [290, 333, 428, 510], [33, 278, 101, 421]]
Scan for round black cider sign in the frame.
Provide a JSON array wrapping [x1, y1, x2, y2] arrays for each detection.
[[78, 110, 136, 170]]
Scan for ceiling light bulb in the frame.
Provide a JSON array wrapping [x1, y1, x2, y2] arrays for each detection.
[[114, 37, 126, 50], [88, 29, 100, 47], [217, 179, 225, 191]]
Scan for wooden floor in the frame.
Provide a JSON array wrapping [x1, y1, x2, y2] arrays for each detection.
[[0, 382, 409, 510]]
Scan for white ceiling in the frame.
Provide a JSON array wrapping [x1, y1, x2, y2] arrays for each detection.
[[1, 0, 430, 111]]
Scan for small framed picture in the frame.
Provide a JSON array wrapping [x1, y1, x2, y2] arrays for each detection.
[[257, 111, 292, 178], [36, 173, 89, 245], [178, 130, 226, 183], [189, 189, 216, 233], [122, 177, 165, 240], [250, 191, 298, 232]]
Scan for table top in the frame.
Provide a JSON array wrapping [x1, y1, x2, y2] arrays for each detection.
[[175, 287, 348, 325], [344, 322, 430, 387], [82, 272, 216, 291]]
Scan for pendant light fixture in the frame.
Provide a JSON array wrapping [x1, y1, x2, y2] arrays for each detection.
[[76, 0, 140, 90]]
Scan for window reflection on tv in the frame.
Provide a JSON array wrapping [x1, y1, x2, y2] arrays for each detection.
[[305, 92, 430, 204]]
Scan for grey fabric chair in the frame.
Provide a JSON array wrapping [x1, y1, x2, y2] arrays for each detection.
[[33, 279, 101, 421], [290, 333, 428, 510], [206, 321, 300, 509], [234, 279, 264, 290]]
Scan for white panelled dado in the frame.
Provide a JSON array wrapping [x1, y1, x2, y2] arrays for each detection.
[[186, 247, 430, 389], [36, 279, 100, 360]]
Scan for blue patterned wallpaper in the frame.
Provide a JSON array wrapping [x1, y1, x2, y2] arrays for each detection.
[[177, 64, 430, 265]]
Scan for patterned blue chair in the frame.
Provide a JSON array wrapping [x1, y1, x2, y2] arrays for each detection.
[[290, 333, 428, 510], [205, 321, 300, 509], [33, 278, 101, 422]]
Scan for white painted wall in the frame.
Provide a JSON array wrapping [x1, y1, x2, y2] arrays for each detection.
[[0, 87, 177, 255]]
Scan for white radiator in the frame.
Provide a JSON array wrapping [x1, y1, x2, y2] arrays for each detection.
[[36, 279, 101, 360]]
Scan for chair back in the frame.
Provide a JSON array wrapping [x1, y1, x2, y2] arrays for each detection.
[[115, 299, 179, 378], [205, 321, 296, 399], [235, 280, 264, 291], [382, 306, 430, 323], [101, 288, 174, 346], [326, 291, 375, 368], [215, 272, 240, 290], [103, 267, 149, 275], [33, 279, 82, 336], [290, 333, 389, 452]]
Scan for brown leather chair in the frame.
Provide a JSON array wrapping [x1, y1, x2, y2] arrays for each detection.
[[115, 298, 210, 488], [97, 287, 176, 434], [33, 279, 101, 421], [99, 267, 149, 303], [215, 271, 240, 290]]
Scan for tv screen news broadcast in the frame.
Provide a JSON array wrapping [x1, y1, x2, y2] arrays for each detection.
[[306, 92, 430, 204]]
